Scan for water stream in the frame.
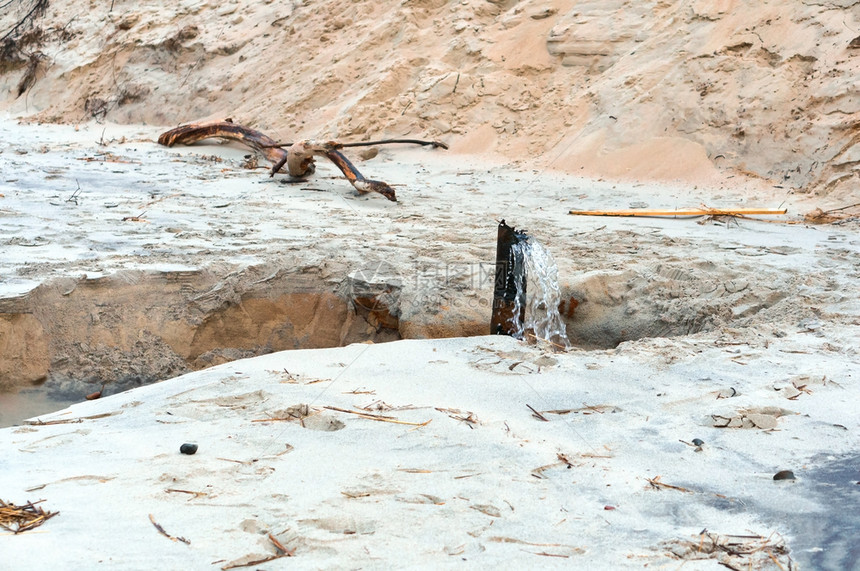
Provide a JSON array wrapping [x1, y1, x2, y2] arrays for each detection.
[[509, 237, 570, 348]]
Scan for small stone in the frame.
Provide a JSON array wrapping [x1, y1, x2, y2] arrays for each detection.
[[692, 438, 705, 447], [180, 443, 198, 455], [773, 470, 795, 481]]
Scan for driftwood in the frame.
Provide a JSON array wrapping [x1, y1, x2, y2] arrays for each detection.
[[158, 120, 403, 201], [803, 202, 860, 224], [262, 138, 448, 150]]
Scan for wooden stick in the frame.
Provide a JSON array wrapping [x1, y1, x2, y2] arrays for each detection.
[[323, 406, 432, 426], [526, 404, 549, 422], [262, 138, 448, 150], [268, 533, 294, 556], [24, 411, 118, 425], [825, 202, 860, 213], [165, 488, 208, 499], [148, 514, 190, 545], [324, 405, 397, 420], [645, 476, 694, 493], [221, 554, 286, 570], [568, 208, 788, 217]]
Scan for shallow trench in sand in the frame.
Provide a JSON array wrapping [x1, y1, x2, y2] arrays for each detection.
[[0, 260, 751, 426]]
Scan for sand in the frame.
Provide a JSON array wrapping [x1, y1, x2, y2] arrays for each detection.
[[2, 0, 860, 567], [1, 119, 858, 393], [0, 119, 859, 569], [1, 0, 859, 196], [2, 331, 859, 569]]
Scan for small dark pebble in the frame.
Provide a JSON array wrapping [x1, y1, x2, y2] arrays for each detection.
[[180, 443, 198, 455], [692, 438, 705, 447], [773, 470, 795, 480]]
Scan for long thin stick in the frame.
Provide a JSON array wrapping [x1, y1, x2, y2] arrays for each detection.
[[148, 514, 190, 545], [526, 404, 549, 422], [262, 138, 448, 150], [222, 555, 285, 570], [324, 406, 397, 420], [645, 476, 694, 493], [825, 202, 860, 213], [569, 208, 787, 217], [323, 406, 431, 426]]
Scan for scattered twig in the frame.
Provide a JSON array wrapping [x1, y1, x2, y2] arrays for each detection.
[[252, 407, 308, 422], [343, 387, 376, 395], [165, 488, 208, 500], [341, 490, 371, 498], [221, 554, 287, 570], [323, 405, 431, 426], [66, 180, 82, 205], [669, 530, 791, 570], [76, 153, 140, 164], [646, 475, 694, 493], [526, 404, 549, 422], [824, 201, 860, 213], [216, 458, 254, 465], [24, 411, 119, 425], [268, 533, 295, 556], [0, 499, 59, 534], [531, 462, 564, 478], [435, 407, 478, 425], [324, 405, 396, 419], [122, 210, 147, 222], [545, 404, 616, 415], [148, 514, 190, 545]]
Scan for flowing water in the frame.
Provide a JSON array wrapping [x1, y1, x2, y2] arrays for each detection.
[[509, 238, 570, 348]]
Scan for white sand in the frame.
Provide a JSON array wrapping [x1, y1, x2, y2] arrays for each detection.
[[2, 331, 858, 569]]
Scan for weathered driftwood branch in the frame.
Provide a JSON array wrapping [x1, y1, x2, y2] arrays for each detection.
[[157, 120, 400, 201], [157, 120, 287, 170], [261, 138, 449, 150]]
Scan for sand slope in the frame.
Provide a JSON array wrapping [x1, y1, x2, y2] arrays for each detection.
[[2, 0, 859, 195]]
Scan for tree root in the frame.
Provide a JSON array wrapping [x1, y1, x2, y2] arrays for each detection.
[[158, 119, 399, 201]]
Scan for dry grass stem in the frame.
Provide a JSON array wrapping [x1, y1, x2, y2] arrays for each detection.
[[0, 499, 59, 534], [148, 513, 190, 545], [324, 406, 431, 426], [646, 476, 694, 493]]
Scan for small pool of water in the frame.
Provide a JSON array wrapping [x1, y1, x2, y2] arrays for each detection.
[[0, 388, 79, 428]]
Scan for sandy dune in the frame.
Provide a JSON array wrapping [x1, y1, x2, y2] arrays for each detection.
[[2, 0, 859, 196]]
